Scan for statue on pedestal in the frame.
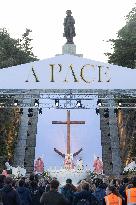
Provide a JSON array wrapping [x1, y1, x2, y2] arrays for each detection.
[[63, 10, 76, 44], [93, 157, 103, 174]]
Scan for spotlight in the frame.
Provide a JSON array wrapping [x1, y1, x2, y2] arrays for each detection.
[[0, 103, 5, 108], [28, 121, 31, 125], [39, 108, 42, 114], [28, 113, 33, 117], [55, 99, 59, 108], [97, 99, 102, 106], [34, 99, 39, 107], [14, 100, 18, 106], [19, 108, 23, 115], [95, 108, 99, 115], [114, 108, 118, 114], [103, 108, 109, 118], [24, 161, 27, 166], [76, 100, 82, 108], [28, 108, 33, 117], [117, 100, 122, 106], [28, 108, 33, 113]]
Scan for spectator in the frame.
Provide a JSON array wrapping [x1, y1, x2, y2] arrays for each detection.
[[40, 179, 69, 205], [73, 182, 99, 205], [103, 185, 122, 205], [119, 177, 128, 199], [16, 179, 32, 205], [30, 180, 42, 205], [93, 181, 106, 205], [0, 176, 21, 205], [126, 177, 136, 205], [61, 178, 77, 203], [0, 175, 5, 189]]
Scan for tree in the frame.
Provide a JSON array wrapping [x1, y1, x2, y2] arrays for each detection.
[[106, 6, 136, 68], [0, 28, 38, 171], [0, 28, 38, 69]]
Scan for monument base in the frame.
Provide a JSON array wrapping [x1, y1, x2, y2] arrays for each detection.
[[63, 43, 76, 55], [62, 43, 83, 57]]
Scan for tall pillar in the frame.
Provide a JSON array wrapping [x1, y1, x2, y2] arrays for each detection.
[[13, 104, 30, 167], [24, 107, 38, 173], [99, 108, 113, 175], [109, 97, 122, 176], [14, 92, 39, 173]]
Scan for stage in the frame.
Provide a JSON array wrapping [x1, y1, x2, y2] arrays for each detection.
[[35, 104, 102, 171]]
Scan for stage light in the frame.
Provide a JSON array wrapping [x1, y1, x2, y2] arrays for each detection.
[[97, 99, 102, 106], [34, 99, 39, 107], [28, 108, 33, 117], [103, 108, 109, 118], [95, 108, 99, 115], [0, 103, 5, 108], [14, 100, 18, 106], [24, 161, 27, 166], [28, 113, 33, 117], [114, 108, 118, 114], [55, 99, 59, 107], [117, 100, 122, 106], [28, 121, 31, 125], [28, 108, 33, 113], [76, 100, 82, 108], [19, 108, 23, 115], [39, 108, 42, 114]]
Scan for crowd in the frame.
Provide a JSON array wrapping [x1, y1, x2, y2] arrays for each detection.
[[0, 173, 136, 205]]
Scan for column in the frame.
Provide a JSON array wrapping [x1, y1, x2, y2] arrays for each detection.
[[109, 97, 122, 176]]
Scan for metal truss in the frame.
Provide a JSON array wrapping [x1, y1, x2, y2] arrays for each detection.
[[0, 89, 136, 109]]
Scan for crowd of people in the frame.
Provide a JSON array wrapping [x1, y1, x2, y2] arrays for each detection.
[[0, 173, 136, 205]]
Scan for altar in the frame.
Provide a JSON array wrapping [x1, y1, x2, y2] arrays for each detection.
[[48, 167, 88, 185]]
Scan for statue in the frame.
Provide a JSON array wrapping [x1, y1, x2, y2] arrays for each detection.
[[64, 154, 73, 170], [76, 158, 84, 171], [63, 10, 76, 44], [93, 157, 103, 174], [34, 157, 44, 174]]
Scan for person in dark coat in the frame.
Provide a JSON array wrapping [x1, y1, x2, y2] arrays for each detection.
[[61, 178, 77, 204], [16, 179, 32, 205], [0, 175, 5, 189], [73, 182, 99, 205], [93, 182, 106, 205], [30, 180, 42, 205], [40, 179, 69, 205], [0, 176, 21, 205], [119, 177, 129, 199]]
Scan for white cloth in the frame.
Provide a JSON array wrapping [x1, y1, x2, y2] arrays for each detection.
[[124, 161, 136, 171]]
